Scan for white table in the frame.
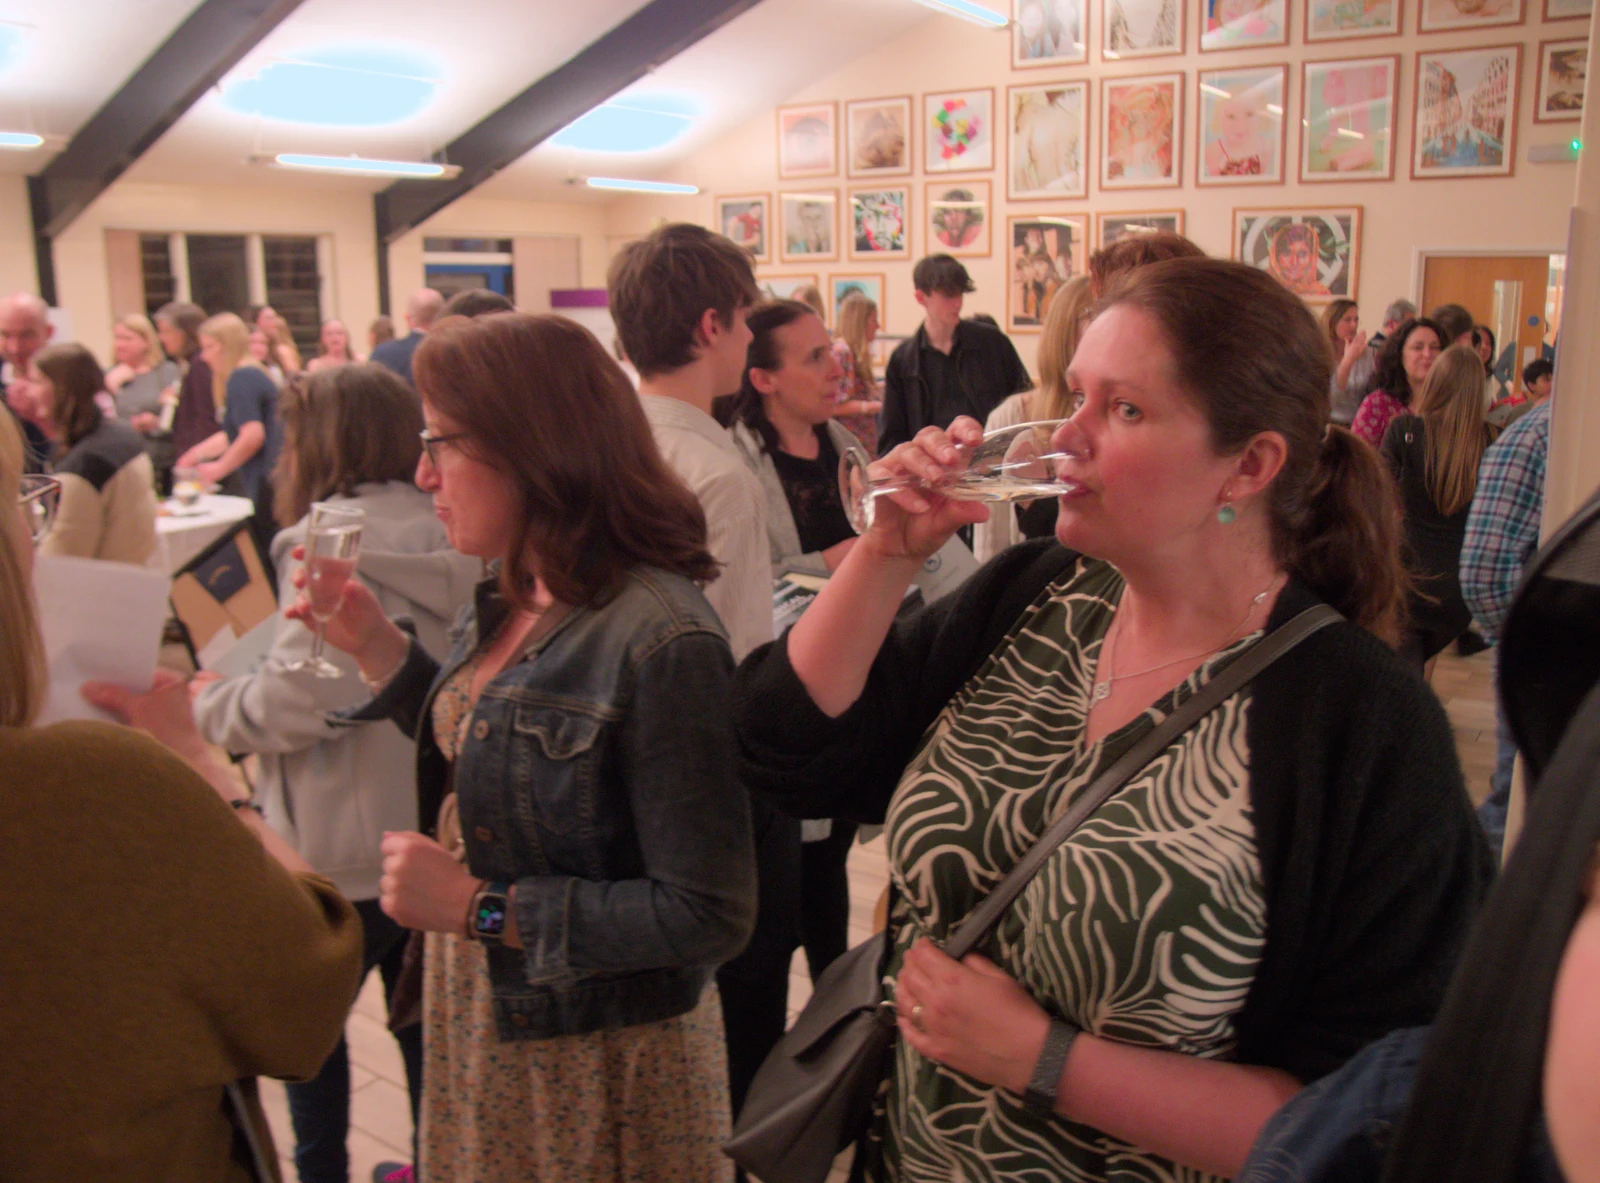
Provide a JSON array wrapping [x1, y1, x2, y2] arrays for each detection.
[[156, 494, 256, 574]]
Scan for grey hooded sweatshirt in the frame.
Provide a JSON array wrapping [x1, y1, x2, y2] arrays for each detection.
[[193, 482, 481, 900]]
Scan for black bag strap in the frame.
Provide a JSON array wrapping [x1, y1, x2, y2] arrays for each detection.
[[943, 603, 1343, 960]]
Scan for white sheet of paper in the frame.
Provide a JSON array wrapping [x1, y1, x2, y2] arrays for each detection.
[[34, 554, 170, 724]]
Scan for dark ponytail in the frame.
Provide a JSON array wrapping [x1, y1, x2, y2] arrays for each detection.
[[731, 299, 818, 457], [1102, 258, 1407, 644]]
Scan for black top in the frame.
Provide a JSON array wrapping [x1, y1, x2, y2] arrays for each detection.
[[55, 417, 147, 491], [371, 331, 424, 387], [879, 319, 1032, 454], [769, 427, 855, 556], [169, 353, 218, 460], [734, 539, 1492, 1083], [1380, 414, 1479, 658]]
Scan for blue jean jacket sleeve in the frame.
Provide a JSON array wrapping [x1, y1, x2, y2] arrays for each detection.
[[511, 630, 757, 981], [329, 626, 440, 741]]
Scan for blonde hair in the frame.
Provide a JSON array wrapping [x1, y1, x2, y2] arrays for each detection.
[[1416, 343, 1497, 517], [199, 313, 264, 411], [1034, 276, 1094, 420], [0, 410, 45, 727], [270, 320, 304, 375], [114, 313, 163, 368], [837, 291, 878, 389]]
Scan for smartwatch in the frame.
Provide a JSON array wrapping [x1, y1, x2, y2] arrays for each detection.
[[1022, 1018, 1080, 1115], [468, 882, 511, 945]]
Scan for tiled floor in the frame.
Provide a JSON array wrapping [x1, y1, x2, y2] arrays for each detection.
[[258, 646, 1498, 1182]]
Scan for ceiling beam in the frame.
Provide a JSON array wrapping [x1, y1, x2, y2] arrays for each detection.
[[374, 0, 763, 254], [28, 0, 305, 301]]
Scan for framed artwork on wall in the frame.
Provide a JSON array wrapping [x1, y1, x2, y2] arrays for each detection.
[[925, 180, 993, 257], [1417, 0, 1522, 32], [1104, 0, 1184, 59], [1008, 81, 1090, 199], [846, 96, 913, 177], [1412, 45, 1520, 178], [1201, 0, 1289, 50], [779, 190, 840, 263], [1196, 65, 1286, 185], [1544, 0, 1592, 19], [1535, 39, 1586, 121], [1007, 215, 1088, 333], [1305, 0, 1402, 39], [1300, 56, 1398, 182], [831, 274, 885, 327], [1233, 206, 1362, 303], [1100, 73, 1183, 190], [714, 194, 771, 264], [758, 274, 821, 303], [1097, 209, 1187, 248], [1013, 0, 1089, 66], [849, 186, 912, 260], [777, 103, 838, 180], [923, 88, 996, 174]]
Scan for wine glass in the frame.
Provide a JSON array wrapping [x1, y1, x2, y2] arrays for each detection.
[[838, 419, 1077, 534], [19, 474, 61, 542], [286, 502, 365, 678]]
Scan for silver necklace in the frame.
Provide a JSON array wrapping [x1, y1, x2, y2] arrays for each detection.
[[1089, 579, 1281, 707]]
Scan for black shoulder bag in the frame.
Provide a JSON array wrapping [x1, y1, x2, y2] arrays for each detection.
[[725, 603, 1343, 1183]]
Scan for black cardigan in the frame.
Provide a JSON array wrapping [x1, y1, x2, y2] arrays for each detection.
[[734, 539, 1494, 1084]]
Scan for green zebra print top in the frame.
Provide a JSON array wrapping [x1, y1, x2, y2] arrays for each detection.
[[880, 556, 1267, 1183]]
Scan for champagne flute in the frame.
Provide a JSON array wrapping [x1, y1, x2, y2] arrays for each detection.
[[286, 503, 365, 678], [838, 419, 1077, 534], [19, 474, 61, 542]]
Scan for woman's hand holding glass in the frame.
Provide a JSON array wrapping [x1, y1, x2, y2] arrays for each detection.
[[850, 418, 995, 563], [283, 543, 411, 684]]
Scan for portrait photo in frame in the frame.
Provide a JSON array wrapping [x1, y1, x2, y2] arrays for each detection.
[[1100, 72, 1183, 190], [923, 88, 996, 173], [1233, 207, 1362, 304], [1007, 215, 1088, 333], [1104, 0, 1184, 59], [715, 194, 771, 264], [758, 274, 821, 304], [849, 187, 912, 260], [1197, 65, 1287, 185], [1417, 0, 1522, 32], [925, 180, 993, 257], [1301, 56, 1398, 181], [1412, 45, 1520, 178], [777, 103, 838, 179], [1096, 209, 1187, 248], [1544, 0, 1592, 19], [1201, 0, 1290, 51], [830, 274, 885, 327], [1305, 0, 1402, 40], [1009, 81, 1090, 199], [1535, 39, 1586, 121], [779, 190, 840, 263], [1013, 0, 1088, 66], [846, 96, 913, 178]]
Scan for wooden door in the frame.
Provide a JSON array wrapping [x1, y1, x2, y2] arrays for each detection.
[[1421, 254, 1551, 384]]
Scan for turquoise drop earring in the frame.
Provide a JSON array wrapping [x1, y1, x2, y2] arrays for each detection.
[[1217, 503, 1237, 525]]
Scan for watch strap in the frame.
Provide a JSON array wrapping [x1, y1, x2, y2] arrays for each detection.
[[1023, 1019, 1079, 1114]]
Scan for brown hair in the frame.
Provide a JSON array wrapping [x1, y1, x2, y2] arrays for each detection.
[[368, 315, 395, 348], [607, 223, 761, 379], [1088, 231, 1206, 298], [269, 320, 303, 375], [35, 343, 105, 449], [1320, 298, 1359, 359], [792, 284, 828, 321], [1033, 276, 1094, 421], [1103, 257, 1407, 643], [273, 363, 424, 527], [413, 313, 718, 606], [1415, 343, 1498, 517], [154, 301, 206, 357], [0, 409, 45, 726]]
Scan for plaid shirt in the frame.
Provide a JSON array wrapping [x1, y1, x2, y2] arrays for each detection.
[[1460, 400, 1551, 641]]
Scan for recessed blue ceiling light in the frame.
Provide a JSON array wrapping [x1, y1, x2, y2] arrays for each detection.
[[550, 94, 698, 153], [221, 45, 443, 127], [0, 24, 30, 75]]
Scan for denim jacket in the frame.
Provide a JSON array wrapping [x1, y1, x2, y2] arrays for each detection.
[[344, 565, 757, 1041]]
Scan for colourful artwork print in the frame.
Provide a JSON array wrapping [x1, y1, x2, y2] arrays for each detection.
[[1101, 75, 1180, 188], [1414, 46, 1518, 177], [1418, 0, 1522, 31], [832, 275, 884, 325], [780, 191, 838, 262], [850, 188, 910, 258], [759, 275, 819, 301], [1536, 40, 1586, 121], [924, 90, 995, 173], [1202, 0, 1288, 49], [716, 196, 769, 262], [847, 97, 911, 176], [777, 104, 837, 179], [1198, 67, 1285, 184], [1307, 0, 1400, 39], [1235, 208, 1361, 302], [1009, 83, 1089, 198], [1098, 211, 1184, 247], [927, 181, 991, 257], [1008, 216, 1085, 331], [1302, 57, 1396, 180], [1013, 0, 1088, 65]]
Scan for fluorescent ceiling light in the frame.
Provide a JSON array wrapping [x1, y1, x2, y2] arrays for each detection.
[[912, 0, 1008, 27], [223, 45, 443, 128], [0, 131, 43, 149], [272, 153, 456, 178], [551, 94, 698, 153], [586, 176, 699, 194], [0, 22, 30, 75]]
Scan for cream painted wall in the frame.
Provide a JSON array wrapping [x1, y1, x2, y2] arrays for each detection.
[[603, 7, 1584, 372], [0, 175, 36, 299]]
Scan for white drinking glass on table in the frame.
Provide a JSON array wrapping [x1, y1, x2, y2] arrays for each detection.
[[286, 502, 364, 678], [838, 419, 1076, 534]]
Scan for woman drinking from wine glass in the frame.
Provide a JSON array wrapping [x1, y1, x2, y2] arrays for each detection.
[[734, 257, 1491, 1182], [289, 312, 756, 1183]]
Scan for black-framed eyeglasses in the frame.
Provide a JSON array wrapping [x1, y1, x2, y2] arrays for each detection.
[[419, 429, 470, 467], [19, 474, 61, 542]]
